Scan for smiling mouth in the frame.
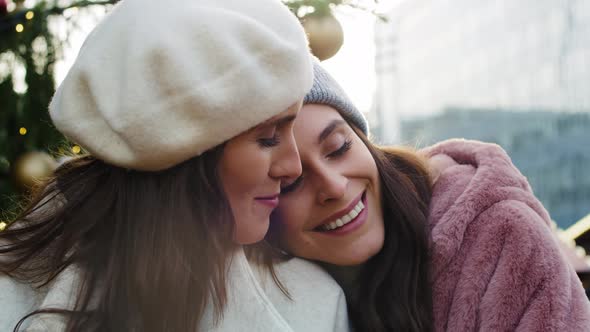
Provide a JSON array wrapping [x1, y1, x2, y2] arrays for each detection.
[[314, 191, 366, 232]]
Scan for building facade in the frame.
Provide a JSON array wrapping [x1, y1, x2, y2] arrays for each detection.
[[400, 109, 589, 228], [373, 0, 590, 227]]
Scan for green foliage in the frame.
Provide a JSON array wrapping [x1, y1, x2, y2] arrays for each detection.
[[284, 0, 386, 20], [1, 3, 62, 215], [0, 0, 117, 216]]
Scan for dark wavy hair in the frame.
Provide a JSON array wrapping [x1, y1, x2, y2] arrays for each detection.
[[0, 146, 235, 332], [266, 124, 434, 332], [352, 127, 433, 332]]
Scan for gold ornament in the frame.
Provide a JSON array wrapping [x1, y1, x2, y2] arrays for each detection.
[[302, 14, 344, 61], [12, 151, 58, 190], [0, 222, 7, 232]]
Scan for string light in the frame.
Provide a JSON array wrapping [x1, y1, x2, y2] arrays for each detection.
[[15, 24, 24, 33], [0, 222, 6, 232], [26, 11, 35, 20], [71, 145, 81, 154], [19, 127, 27, 135]]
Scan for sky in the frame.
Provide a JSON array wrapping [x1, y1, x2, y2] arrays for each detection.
[[319, 7, 378, 114], [309, 1, 404, 114]]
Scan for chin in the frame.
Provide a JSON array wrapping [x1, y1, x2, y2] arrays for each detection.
[[330, 248, 381, 266], [338, 240, 383, 266], [234, 233, 265, 245], [333, 256, 372, 267], [233, 221, 270, 245]]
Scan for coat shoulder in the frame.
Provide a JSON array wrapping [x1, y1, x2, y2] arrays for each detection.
[[0, 273, 46, 331], [252, 257, 350, 332]]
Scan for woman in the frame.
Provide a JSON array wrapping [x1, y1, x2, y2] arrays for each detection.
[[0, 1, 349, 331], [269, 62, 590, 331]]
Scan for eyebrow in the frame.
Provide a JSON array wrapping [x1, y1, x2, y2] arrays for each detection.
[[318, 119, 346, 143]]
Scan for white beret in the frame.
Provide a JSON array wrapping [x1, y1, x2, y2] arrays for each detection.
[[49, 0, 313, 171]]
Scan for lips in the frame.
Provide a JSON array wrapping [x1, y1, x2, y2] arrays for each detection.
[[314, 191, 365, 231], [255, 194, 280, 208], [320, 199, 365, 231]]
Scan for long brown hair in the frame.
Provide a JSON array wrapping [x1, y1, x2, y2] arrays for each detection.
[[0, 146, 235, 331], [352, 128, 434, 332]]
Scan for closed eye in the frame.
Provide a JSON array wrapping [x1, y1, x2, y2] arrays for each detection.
[[280, 176, 303, 195], [327, 139, 352, 159], [257, 134, 280, 148]]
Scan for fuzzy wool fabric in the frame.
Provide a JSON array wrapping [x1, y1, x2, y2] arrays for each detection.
[[49, 0, 313, 171], [423, 139, 590, 331]]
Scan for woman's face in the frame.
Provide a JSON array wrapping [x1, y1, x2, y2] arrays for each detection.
[[273, 104, 385, 266], [220, 102, 303, 245]]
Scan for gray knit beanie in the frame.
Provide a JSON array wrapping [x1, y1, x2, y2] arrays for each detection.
[[304, 61, 369, 135]]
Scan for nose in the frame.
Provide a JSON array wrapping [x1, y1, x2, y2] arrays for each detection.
[[268, 130, 302, 181], [316, 167, 347, 204]]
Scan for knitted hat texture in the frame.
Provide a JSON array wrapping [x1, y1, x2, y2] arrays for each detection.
[[303, 61, 368, 135]]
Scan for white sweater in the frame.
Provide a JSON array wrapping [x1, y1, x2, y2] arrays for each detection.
[[0, 248, 349, 331]]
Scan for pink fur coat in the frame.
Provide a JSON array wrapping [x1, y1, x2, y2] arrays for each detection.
[[424, 139, 590, 331]]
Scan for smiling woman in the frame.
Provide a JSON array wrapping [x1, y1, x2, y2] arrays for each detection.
[[220, 103, 302, 244], [275, 106, 385, 266], [268, 62, 590, 331]]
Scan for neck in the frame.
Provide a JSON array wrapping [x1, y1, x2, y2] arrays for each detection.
[[320, 262, 363, 301]]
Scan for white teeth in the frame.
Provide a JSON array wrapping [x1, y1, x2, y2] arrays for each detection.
[[322, 199, 365, 231], [354, 204, 362, 213]]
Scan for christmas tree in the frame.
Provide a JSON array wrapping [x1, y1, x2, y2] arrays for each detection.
[[0, 0, 116, 221]]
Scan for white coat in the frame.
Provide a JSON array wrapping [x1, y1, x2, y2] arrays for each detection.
[[0, 248, 349, 331]]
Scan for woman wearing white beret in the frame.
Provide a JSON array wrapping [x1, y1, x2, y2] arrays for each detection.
[[0, 0, 349, 331]]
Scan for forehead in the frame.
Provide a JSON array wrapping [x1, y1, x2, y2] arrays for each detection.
[[294, 104, 345, 144]]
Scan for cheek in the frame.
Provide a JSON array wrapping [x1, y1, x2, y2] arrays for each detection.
[[352, 141, 380, 183], [357, 144, 376, 167], [220, 146, 271, 194], [276, 200, 310, 241], [276, 205, 302, 233]]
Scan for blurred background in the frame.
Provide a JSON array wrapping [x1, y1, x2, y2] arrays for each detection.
[[0, 0, 588, 259]]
